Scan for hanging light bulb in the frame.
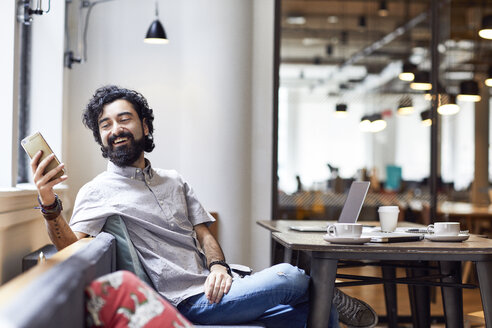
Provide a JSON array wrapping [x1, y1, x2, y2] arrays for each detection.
[[397, 96, 414, 115], [359, 115, 372, 132], [437, 94, 460, 115], [479, 15, 492, 40], [410, 71, 432, 91], [399, 62, 417, 82], [370, 113, 387, 132], [457, 80, 481, 102], [334, 103, 348, 117], [144, 1, 169, 44], [420, 110, 432, 126]]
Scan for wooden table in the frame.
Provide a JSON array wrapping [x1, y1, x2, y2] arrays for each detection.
[[438, 201, 492, 233], [257, 220, 492, 328]]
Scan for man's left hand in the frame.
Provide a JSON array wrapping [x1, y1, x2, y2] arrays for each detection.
[[204, 265, 232, 304]]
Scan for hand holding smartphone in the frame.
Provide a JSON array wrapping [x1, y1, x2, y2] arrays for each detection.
[[21, 132, 65, 182]]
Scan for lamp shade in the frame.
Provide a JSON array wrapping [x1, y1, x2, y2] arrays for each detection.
[[398, 62, 417, 82], [378, 0, 388, 17], [144, 19, 169, 44], [485, 66, 492, 87], [370, 113, 387, 132], [420, 110, 432, 126], [397, 96, 414, 115], [457, 80, 481, 102], [359, 115, 371, 132], [410, 71, 432, 91], [437, 94, 460, 115], [335, 103, 348, 117], [479, 15, 492, 39]]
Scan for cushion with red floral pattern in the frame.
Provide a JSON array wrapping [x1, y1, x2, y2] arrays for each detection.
[[85, 270, 193, 327]]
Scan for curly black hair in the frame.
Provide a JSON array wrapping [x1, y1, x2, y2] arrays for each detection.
[[82, 85, 155, 155]]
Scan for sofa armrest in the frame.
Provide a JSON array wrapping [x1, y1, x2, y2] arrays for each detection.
[[0, 233, 115, 328]]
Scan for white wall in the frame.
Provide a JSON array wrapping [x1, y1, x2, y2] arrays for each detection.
[[65, 0, 273, 269]]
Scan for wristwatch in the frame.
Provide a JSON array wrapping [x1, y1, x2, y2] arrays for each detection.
[[208, 260, 232, 277]]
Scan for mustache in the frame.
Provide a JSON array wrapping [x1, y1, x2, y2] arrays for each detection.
[[108, 131, 134, 146]]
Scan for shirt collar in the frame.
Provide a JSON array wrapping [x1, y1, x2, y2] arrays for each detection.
[[107, 158, 154, 180]]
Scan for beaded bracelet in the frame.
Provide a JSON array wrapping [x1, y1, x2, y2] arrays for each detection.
[[37, 194, 63, 221]]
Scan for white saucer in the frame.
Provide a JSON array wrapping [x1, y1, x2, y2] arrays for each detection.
[[323, 235, 372, 245], [424, 234, 470, 242]]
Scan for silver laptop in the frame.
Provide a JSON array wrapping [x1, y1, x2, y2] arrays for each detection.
[[289, 181, 370, 232]]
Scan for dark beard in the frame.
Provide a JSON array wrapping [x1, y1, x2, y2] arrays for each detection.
[[102, 131, 146, 167]]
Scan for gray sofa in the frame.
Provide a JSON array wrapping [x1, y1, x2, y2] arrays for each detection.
[[0, 217, 264, 328]]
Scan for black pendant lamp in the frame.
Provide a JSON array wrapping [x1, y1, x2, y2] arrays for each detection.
[[369, 113, 387, 132], [410, 71, 432, 91], [397, 96, 414, 115], [420, 110, 432, 126], [335, 103, 348, 117], [437, 94, 460, 116], [485, 66, 492, 87], [378, 0, 389, 17], [457, 80, 481, 102], [398, 62, 417, 82], [359, 115, 371, 132], [479, 15, 492, 40], [144, 1, 169, 44]]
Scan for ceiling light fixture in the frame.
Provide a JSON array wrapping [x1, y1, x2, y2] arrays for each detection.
[[410, 71, 432, 91], [420, 110, 432, 126], [397, 96, 414, 115], [479, 15, 492, 39], [457, 80, 481, 102], [334, 103, 348, 117], [144, 1, 169, 44], [485, 66, 492, 87], [399, 62, 417, 82], [437, 94, 460, 116], [359, 115, 372, 132], [378, 0, 389, 17], [370, 113, 387, 132]]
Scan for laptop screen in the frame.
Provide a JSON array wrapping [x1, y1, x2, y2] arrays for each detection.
[[338, 181, 370, 223]]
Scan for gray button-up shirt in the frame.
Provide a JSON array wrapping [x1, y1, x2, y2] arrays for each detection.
[[70, 160, 215, 305]]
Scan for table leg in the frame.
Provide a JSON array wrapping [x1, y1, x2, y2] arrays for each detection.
[[283, 248, 293, 264], [439, 261, 463, 328], [307, 255, 338, 328], [407, 265, 431, 328], [476, 261, 492, 328], [382, 265, 398, 328]]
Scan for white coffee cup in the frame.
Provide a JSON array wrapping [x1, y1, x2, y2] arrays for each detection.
[[327, 223, 362, 237], [378, 206, 399, 233], [427, 222, 460, 236]]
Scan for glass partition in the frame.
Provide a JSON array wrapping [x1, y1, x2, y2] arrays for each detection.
[[273, 0, 491, 224]]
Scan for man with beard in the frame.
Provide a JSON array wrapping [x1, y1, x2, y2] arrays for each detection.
[[31, 85, 378, 328]]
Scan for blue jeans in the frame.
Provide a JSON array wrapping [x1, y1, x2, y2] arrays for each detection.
[[178, 263, 339, 328]]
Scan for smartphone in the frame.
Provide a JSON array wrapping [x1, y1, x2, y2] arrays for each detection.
[[21, 131, 65, 181]]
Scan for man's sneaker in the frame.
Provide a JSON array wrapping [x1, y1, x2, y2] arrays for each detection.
[[332, 288, 378, 328]]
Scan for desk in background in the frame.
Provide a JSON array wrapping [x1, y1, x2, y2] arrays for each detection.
[[258, 220, 492, 328]]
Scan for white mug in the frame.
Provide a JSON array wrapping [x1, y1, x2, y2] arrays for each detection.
[[327, 223, 362, 238], [378, 206, 399, 233], [427, 222, 460, 236]]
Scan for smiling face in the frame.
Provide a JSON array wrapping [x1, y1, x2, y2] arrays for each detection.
[[98, 99, 149, 168]]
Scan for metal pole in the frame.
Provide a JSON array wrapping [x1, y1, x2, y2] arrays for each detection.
[[430, 0, 439, 222]]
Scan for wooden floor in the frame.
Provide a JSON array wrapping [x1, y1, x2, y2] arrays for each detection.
[[337, 265, 484, 327]]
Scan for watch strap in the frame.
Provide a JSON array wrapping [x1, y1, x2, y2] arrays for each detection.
[[208, 260, 232, 277]]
